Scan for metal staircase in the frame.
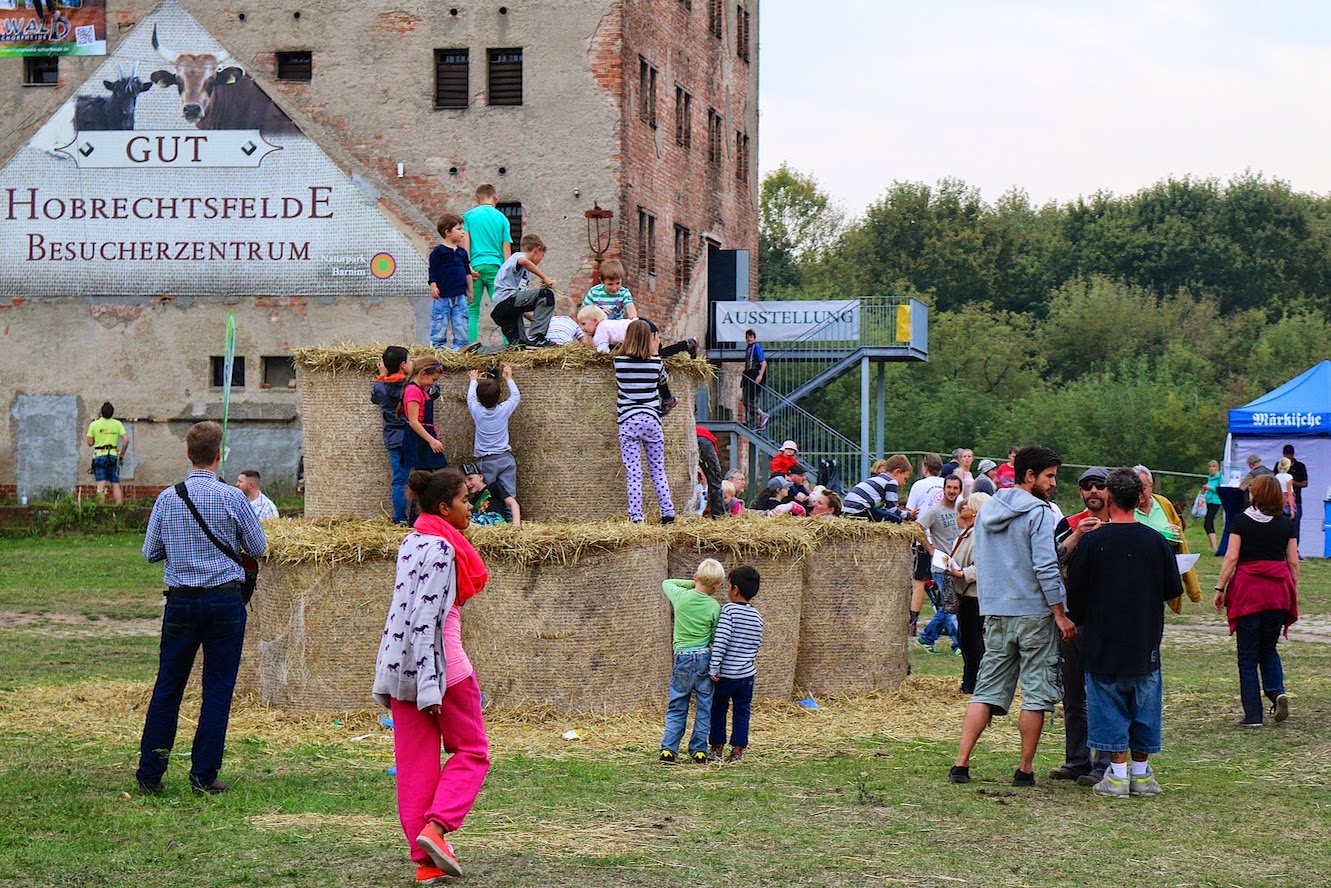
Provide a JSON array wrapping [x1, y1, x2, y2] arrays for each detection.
[[700, 295, 928, 487]]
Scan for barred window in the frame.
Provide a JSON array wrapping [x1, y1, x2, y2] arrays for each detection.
[[674, 224, 692, 290], [639, 57, 659, 127], [674, 86, 692, 149], [276, 51, 312, 82], [638, 208, 657, 278], [735, 131, 750, 184], [488, 48, 523, 106], [24, 56, 58, 87], [737, 6, 751, 62], [434, 49, 469, 109], [708, 0, 724, 38], [497, 202, 524, 246], [707, 109, 723, 165]]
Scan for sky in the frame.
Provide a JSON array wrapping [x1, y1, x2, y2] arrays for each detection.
[[758, 1, 1331, 215]]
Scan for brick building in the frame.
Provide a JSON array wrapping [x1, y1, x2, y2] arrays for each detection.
[[0, 0, 758, 495]]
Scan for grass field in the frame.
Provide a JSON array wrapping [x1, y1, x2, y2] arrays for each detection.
[[0, 528, 1328, 887]]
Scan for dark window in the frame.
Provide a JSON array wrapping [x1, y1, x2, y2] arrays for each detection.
[[23, 56, 58, 87], [674, 86, 692, 149], [674, 224, 692, 290], [488, 48, 523, 106], [637, 208, 657, 278], [708, 0, 724, 38], [497, 202, 523, 246], [434, 49, 469, 109], [707, 109, 723, 165], [735, 131, 750, 184], [211, 356, 246, 389], [276, 51, 313, 81], [737, 6, 751, 62], [262, 356, 297, 389], [638, 57, 658, 127], [680, 0, 692, 9]]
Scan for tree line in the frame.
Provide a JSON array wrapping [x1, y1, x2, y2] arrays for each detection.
[[760, 165, 1331, 495]]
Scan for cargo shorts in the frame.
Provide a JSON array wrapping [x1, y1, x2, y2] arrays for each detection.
[[970, 612, 1061, 715]]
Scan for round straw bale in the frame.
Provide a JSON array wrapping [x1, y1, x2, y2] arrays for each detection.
[[667, 545, 801, 701], [461, 543, 672, 712], [299, 365, 392, 520], [795, 531, 914, 695], [299, 356, 699, 522], [236, 558, 394, 711]]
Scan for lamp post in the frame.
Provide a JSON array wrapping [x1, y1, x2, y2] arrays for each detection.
[[584, 202, 614, 285]]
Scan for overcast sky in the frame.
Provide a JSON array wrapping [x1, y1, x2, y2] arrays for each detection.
[[759, 1, 1331, 215]]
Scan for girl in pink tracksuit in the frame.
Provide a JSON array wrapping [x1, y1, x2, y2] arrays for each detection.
[[373, 467, 490, 884]]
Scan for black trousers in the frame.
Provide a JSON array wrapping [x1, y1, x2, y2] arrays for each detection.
[[697, 435, 725, 518], [1059, 629, 1111, 774]]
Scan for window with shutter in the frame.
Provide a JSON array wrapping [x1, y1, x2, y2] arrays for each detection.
[[488, 49, 523, 106], [674, 225, 692, 290], [434, 49, 469, 109], [675, 86, 692, 148]]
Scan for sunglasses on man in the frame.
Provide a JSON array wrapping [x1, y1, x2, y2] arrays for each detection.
[[1079, 480, 1106, 491]]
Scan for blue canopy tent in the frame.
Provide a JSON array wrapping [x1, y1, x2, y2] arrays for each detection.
[[1227, 360, 1331, 558]]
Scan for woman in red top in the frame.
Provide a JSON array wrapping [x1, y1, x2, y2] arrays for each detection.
[[1214, 474, 1299, 727]]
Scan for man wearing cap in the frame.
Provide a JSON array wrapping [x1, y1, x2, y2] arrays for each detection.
[[771, 440, 800, 476], [784, 465, 812, 508], [754, 475, 805, 515], [1282, 444, 1308, 545], [1047, 467, 1111, 785], [973, 459, 999, 495], [462, 462, 521, 528]]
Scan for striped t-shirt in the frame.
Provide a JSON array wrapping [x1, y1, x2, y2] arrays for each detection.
[[842, 473, 901, 517], [582, 283, 635, 320], [709, 601, 764, 679], [613, 355, 665, 425]]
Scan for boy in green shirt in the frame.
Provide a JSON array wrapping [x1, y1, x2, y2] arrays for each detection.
[[461, 183, 513, 343], [659, 558, 723, 764]]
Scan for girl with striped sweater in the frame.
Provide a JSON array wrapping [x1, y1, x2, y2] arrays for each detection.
[[614, 320, 677, 524]]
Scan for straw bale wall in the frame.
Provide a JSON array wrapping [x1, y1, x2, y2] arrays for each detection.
[[667, 546, 802, 701], [296, 345, 703, 523], [794, 533, 913, 695]]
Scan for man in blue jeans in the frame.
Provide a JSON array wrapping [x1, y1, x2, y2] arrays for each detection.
[[1066, 468, 1183, 797], [136, 421, 266, 795], [918, 475, 963, 653]]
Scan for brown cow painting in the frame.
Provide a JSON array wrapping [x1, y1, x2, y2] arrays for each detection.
[[148, 25, 300, 137]]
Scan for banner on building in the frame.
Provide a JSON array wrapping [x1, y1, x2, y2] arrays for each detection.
[[0, 1, 107, 57], [0, 0, 426, 296], [713, 300, 862, 343]]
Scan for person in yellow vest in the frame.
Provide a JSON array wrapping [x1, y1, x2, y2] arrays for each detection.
[[86, 402, 128, 504]]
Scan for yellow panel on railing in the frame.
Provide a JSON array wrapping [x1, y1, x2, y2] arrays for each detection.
[[895, 303, 911, 343]]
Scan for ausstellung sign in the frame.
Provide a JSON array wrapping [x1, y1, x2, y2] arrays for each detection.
[[714, 300, 861, 342], [0, 0, 425, 297]]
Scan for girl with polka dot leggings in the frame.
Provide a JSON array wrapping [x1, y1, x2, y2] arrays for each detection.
[[613, 320, 677, 524]]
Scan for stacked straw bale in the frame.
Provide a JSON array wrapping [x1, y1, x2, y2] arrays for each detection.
[[295, 344, 708, 523], [794, 521, 920, 696], [240, 517, 918, 713]]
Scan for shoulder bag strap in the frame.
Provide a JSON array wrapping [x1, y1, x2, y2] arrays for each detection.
[[174, 481, 243, 568]]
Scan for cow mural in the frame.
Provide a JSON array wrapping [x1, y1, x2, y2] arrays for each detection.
[[72, 65, 152, 131], [148, 25, 300, 137]]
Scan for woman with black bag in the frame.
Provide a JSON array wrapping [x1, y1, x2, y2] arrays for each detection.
[[948, 492, 990, 694]]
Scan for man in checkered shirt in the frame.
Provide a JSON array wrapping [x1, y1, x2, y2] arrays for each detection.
[[135, 421, 266, 796]]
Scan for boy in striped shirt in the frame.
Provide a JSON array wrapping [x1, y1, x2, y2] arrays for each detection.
[[708, 565, 764, 763], [580, 259, 638, 320]]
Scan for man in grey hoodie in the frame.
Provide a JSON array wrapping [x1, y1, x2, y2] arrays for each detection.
[[949, 445, 1076, 787]]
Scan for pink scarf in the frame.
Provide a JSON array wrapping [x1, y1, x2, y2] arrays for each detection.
[[413, 513, 488, 605]]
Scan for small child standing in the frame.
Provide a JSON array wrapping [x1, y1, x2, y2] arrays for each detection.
[[371, 345, 412, 524], [467, 364, 521, 502], [709, 565, 764, 763], [428, 213, 473, 350], [491, 233, 556, 347], [373, 468, 491, 884], [614, 320, 676, 524], [659, 558, 723, 764], [580, 259, 638, 320]]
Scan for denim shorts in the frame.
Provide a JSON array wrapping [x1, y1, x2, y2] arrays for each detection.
[[1085, 669, 1163, 754], [92, 454, 120, 483], [970, 613, 1061, 715]]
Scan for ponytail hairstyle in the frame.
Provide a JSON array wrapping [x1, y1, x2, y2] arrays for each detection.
[[396, 358, 444, 420], [407, 467, 467, 516], [618, 319, 654, 359]]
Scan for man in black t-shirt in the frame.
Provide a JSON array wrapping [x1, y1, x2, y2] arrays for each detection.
[[1282, 444, 1308, 545], [1066, 468, 1184, 799]]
